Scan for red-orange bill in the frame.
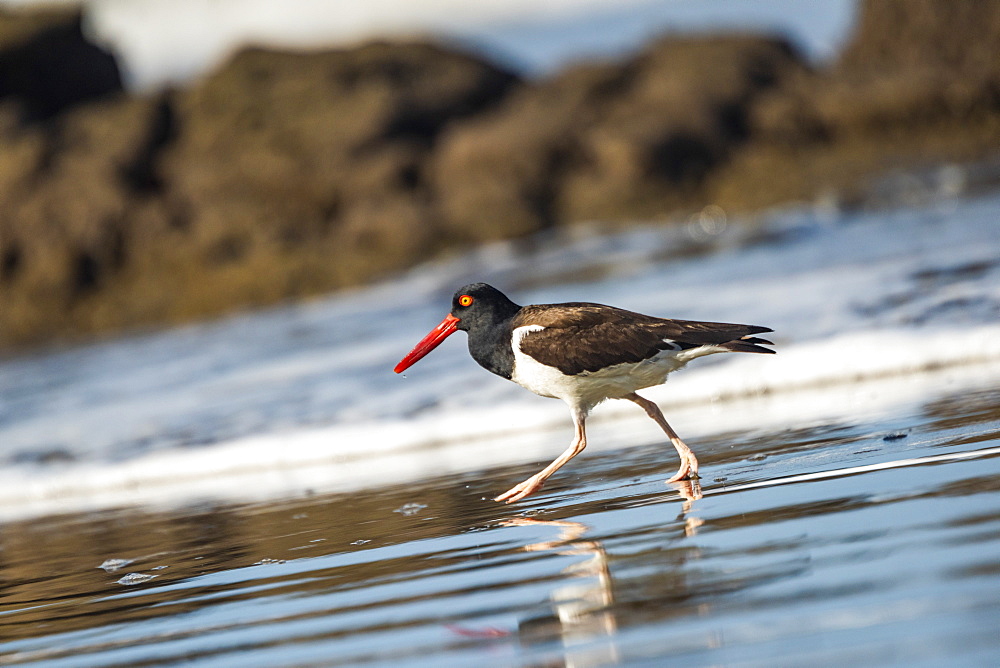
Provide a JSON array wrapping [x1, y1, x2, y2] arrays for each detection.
[[394, 314, 460, 373]]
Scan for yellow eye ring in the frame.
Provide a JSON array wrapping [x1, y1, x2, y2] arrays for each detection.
[[458, 295, 474, 307]]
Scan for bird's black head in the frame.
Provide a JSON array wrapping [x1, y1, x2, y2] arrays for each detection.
[[450, 283, 521, 332], [394, 283, 521, 375]]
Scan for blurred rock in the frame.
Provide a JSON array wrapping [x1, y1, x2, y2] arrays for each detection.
[[839, 0, 1000, 76], [163, 42, 517, 279], [155, 41, 518, 314], [756, 0, 1000, 139], [710, 0, 1000, 212], [434, 36, 802, 238], [0, 35, 518, 348], [2, 0, 1000, 350], [0, 91, 175, 342], [0, 7, 121, 122]]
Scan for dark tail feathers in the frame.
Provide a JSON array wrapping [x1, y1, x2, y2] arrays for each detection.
[[720, 334, 776, 354]]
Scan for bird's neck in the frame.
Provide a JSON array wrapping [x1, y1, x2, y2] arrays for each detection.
[[467, 318, 516, 380]]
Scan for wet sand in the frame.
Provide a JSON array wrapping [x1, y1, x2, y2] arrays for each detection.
[[2, 381, 999, 666]]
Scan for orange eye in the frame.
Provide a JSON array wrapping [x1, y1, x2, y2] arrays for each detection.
[[458, 295, 474, 307]]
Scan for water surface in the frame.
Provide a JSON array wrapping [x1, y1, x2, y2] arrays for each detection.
[[3, 384, 999, 666], [2, 177, 1000, 665]]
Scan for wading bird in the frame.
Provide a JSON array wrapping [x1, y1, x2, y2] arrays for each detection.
[[395, 283, 774, 503]]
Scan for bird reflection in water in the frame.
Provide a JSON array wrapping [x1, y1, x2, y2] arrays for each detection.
[[505, 479, 703, 666]]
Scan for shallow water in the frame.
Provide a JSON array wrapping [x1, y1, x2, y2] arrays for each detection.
[[3, 383, 999, 666], [2, 181, 1000, 664], [3, 187, 1000, 519]]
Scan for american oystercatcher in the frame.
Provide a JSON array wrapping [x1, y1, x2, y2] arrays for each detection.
[[394, 283, 774, 503]]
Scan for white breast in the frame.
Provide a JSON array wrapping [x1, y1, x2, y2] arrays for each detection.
[[510, 325, 566, 399]]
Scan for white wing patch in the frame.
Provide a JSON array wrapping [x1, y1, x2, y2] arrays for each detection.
[[513, 324, 546, 344], [660, 339, 681, 351]]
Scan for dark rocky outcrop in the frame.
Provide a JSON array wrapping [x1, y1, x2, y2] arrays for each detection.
[[0, 7, 122, 122], [161, 42, 518, 291], [432, 36, 803, 241], [723, 0, 1000, 211], [839, 0, 1000, 75], [1, 0, 999, 351], [0, 24, 520, 347]]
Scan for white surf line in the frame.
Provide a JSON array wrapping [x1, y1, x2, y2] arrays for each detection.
[[707, 443, 1000, 496]]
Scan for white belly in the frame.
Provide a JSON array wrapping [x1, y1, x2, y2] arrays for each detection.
[[509, 325, 726, 413]]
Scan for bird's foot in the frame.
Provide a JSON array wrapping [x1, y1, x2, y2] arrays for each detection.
[[494, 474, 546, 504], [665, 459, 690, 483], [666, 452, 700, 483]]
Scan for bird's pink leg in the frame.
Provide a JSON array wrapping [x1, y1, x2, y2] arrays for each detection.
[[495, 411, 588, 503], [626, 392, 700, 481]]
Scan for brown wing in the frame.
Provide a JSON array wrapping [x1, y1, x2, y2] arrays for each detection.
[[515, 303, 773, 375]]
